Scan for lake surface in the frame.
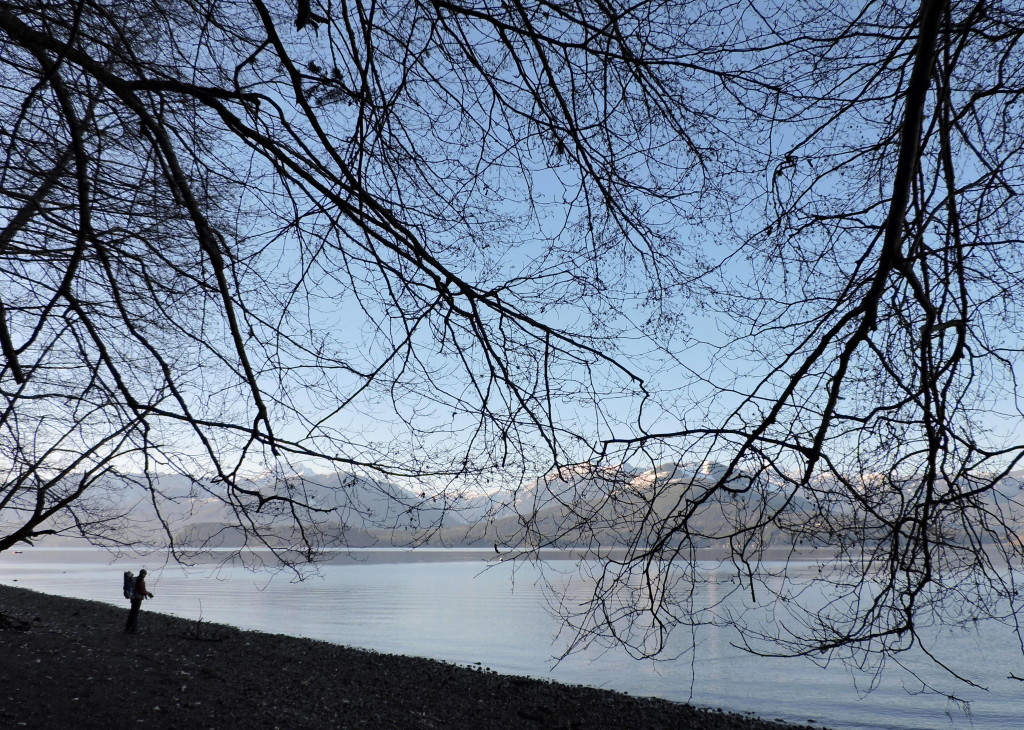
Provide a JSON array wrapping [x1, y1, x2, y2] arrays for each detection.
[[1, 547, 1021, 729]]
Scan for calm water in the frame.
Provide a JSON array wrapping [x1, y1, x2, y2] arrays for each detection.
[[1, 548, 1021, 730]]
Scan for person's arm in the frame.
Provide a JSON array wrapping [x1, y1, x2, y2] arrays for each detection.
[[136, 578, 154, 598]]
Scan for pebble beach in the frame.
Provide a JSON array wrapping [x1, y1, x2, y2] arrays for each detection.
[[0, 584, 823, 729]]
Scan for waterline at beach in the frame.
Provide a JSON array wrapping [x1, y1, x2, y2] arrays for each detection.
[[0, 584, 817, 729]]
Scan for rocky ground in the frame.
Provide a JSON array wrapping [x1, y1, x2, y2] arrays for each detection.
[[0, 584, 826, 729]]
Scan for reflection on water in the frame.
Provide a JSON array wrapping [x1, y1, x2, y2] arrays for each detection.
[[1, 548, 1021, 730]]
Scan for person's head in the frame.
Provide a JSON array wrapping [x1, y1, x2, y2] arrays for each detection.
[[139, 569, 147, 577]]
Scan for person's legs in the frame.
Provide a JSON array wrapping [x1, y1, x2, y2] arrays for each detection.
[[125, 599, 141, 633]]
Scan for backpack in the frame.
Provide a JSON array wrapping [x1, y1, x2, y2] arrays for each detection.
[[122, 570, 135, 600]]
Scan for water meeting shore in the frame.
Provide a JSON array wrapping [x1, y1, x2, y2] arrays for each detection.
[[0, 584, 823, 729]]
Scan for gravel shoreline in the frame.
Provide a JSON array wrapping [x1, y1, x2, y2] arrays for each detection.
[[0, 584, 824, 729]]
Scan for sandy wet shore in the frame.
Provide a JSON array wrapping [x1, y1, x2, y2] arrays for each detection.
[[0, 584, 824, 729]]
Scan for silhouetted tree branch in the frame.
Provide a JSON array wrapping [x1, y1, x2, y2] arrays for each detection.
[[1, 0, 1023, 689]]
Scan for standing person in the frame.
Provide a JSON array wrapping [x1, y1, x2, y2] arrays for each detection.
[[124, 569, 155, 634]]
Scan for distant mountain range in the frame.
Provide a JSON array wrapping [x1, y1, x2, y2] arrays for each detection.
[[14, 461, 1024, 550]]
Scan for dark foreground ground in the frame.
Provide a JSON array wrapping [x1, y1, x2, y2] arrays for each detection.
[[0, 585, 824, 729]]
